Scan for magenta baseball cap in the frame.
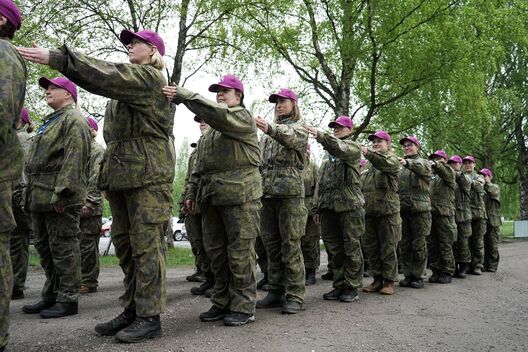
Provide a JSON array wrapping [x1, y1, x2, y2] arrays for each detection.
[[448, 155, 463, 164], [368, 130, 391, 142], [86, 116, 98, 131], [328, 116, 353, 129], [269, 88, 298, 103], [38, 76, 78, 102], [120, 29, 165, 56], [20, 108, 30, 124], [208, 75, 244, 93], [478, 168, 492, 177], [429, 149, 448, 161], [0, 0, 22, 30], [399, 135, 420, 147], [463, 155, 476, 163]]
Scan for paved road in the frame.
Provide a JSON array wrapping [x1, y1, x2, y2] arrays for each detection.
[[8, 241, 528, 352]]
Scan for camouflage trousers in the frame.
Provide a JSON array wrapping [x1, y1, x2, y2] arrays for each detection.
[[484, 224, 500, 271], [400, 211, 431, 279], [185, 213, 210, 275], [10, 204, 32, 292], [469, 218, 486, 270], [321, 208, 364, 289], [34, 207, 82, 303], [80, 216, 102, 289], [429, 214, 456, 275], [363, 213, 401, 282], [255, 235, 267, 274], [301, 215, 321, 271], [454, 221, 471, 264], [201, 200, 260, 315], [0, 181, 15, 349], [261, 198, 307, 303], [108, 184, 172, 317]]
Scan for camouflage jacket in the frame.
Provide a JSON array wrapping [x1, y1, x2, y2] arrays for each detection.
[[26, 104, 91, 212], [173, 87, 262, 206], [430, 162, 456, 216], [484, 182, 501, 226], [302, 159, 318, 213], [361, 150, 400, 217], [12, 129, 33, 207], [467, 171, 487, 220], [315, 133, 364, 213], [259, 117, 308, 198], [180, 142, 202, 215], [454, 171, 472, 223], [0, 37, 26, 183], [85, 139, 105, 216], [49, 45, 175, 191], [399, 154, 432, 213]]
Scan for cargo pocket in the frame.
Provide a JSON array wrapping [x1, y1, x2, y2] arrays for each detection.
[[210, 177, 245, 206], [108, 154, 145, 190]]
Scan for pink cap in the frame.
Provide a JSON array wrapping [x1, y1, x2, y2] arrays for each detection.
[[269, 88, 298, 103], [120, 29, 165, 56], [38, 76, 78, 102], [86, 116, 98, 131], [359, 159, 367, 167], [328, 116, 353, 129], [478, 168, 492, 177], [429, 149, 448, 161], [463, 155, 476, 163], [368, 130, 391, 142], [209, 75, 244, 93], [399, 135, 420, 147], [20, 108, 30, 124], [0, 0, 22, 30], [448, 155, 463, 164]]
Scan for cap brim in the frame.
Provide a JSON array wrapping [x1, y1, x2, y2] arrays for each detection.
[[194, 116, 202, 122], [38, 77, 53, 89], [399, 137, 412, 145], [119, 29, 137, 46], [328, 121, 348, 128], [209, 83, 234, 93], [268, 94, 282, 103]]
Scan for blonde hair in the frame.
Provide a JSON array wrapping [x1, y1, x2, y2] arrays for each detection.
[[274, 100, 302, 121], [149, 50, 165, 70]]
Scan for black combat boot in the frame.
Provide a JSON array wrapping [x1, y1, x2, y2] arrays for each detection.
[[399, 276, 413, 287], [22, 300, 55, 314], [437, 273, 452, 284], [282, 300, 304, 314], [40, 302, 78, 318], [199, 305, 230, 322], [455, 263, 467, 278], [321, 271, 334, 281], [429, 271, 440, 283], [256, 290, 286, 308], [204, 288, 215, 298], [190, 278, 214, 296], [257, 273, 269, 290], [305, 269, 316, 285], [115, 315, 161, 343], [363, 262, 371, 278], [95, 310, 137, 336], [223, 312, 255, 326], [186, 268, 206, 283], [410, 278, 424, 289], [339, 287, 359, 302], [323, 288, 343, 300]]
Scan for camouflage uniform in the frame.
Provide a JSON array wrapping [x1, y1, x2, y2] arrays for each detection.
[[259, 117, 308, 303], [429, 162, 456, 276], [467, 172, 487, 271], [399, 154, 432, 279], [255, 235, 268, 276], [10, 128, 33, 295], [301, 160, 321, 272], [49, 46, 175, 317], [315, 133, 364, 289], [483, 182, 501, 271], [0, 36, 26, 349], [173, 87, 262, 316], [79, 139, 105, 290], [361, 151, 401, 282], [26, 104, 91, 304], [181, 142, 210, 276], [453, 172, 472, 265]]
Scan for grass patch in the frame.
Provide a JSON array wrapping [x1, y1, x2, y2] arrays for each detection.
[[29, 246, 195, 268], [501, 221, 514, 239]]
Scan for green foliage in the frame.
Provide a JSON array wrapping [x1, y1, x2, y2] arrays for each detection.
[[172, 138, 191, 214]]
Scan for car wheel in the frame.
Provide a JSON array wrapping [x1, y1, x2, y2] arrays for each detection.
[[173, 230, 182, 241]]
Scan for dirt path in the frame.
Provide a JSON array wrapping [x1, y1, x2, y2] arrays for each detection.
[[8, 241, 528, 352]]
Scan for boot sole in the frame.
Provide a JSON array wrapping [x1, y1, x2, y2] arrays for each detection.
[[339, 295, 359, 303], [200, 313, 228, 322], [223, 315, 255, 326], [40, 310, 78, 319], [115, 328, 161, 343]]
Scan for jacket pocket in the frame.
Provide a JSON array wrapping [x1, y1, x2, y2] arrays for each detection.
[[28, 173, 57, 212], [210, 177, 246, 206], [107, 154, 145, 190]]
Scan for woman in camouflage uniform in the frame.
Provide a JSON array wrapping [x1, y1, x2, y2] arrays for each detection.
[[479, 168, 501, 272]]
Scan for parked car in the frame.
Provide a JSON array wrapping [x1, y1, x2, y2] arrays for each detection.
[[99, 219, 114, 255], [100, 219, 112, 237], [171, 217, 188, 241]]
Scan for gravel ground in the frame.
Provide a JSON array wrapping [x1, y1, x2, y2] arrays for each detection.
[[8, 240, 528, 352]]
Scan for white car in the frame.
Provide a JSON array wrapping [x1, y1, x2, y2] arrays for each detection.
[[171, 217, 188, 241]]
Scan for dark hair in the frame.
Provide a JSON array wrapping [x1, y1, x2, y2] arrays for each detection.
[[0, 20, 15, 39]]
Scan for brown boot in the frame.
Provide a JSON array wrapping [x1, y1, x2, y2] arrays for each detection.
[[362, 276, 383, 293], [379, 280, 395, 295]]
